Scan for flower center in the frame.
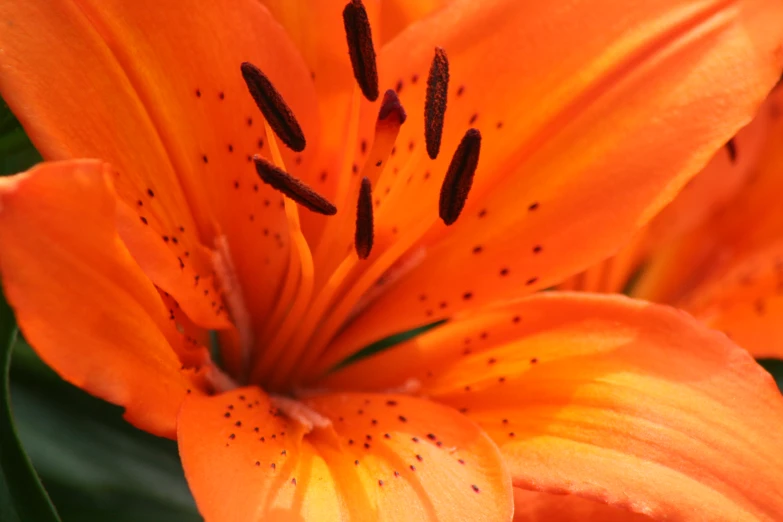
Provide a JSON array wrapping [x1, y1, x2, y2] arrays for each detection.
[[214, 0, 487, 394], [269, 394, 332, 432]]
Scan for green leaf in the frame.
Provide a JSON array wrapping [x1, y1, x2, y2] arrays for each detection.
[[332, 320, 447, 371], [11, 339, 200, 522], [757, 358, 783, 393], [0, 99, 41, 176], [0, 292, 62, 522]]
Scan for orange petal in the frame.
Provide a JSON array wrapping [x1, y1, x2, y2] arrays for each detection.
[[305, 0, 783, 374], [379, 0, 451, 44], [634, 86, 783, 304], [115, 198, 230, 330], [178, 387, 513, 521], [641, 117, 770, 251], [321, 293, 783, 520], [560, 100, 773, 294], [0, 161, 198, 438], [679, 239, 783, 359], [0, 0, 319, 336], [513, 489, 651, 522], [556, 232, 648, 294]]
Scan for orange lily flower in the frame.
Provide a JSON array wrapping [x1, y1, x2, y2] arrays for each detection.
[[563, 85, 783, 360], [2, 0, 783, 520]]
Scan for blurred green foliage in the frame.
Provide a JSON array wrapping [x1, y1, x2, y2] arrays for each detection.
[[759, 359, 783, 391], [1, 291, 61, 522], [0, 100, 41, 176], [10, 340, 199, 522]]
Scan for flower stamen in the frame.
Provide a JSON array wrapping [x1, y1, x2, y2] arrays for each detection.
[[342, 0, 379, 102], [360, 90, 407, 186], [439, 129, 482, 225], [425, 47, 450, 160], [355, 177, 374, 259], [254, 157, 337, 215], [212, 234, 254, 377], [269, 395, 332, 433], [378, 89, 407, 124], [240, 62, 306, 152]]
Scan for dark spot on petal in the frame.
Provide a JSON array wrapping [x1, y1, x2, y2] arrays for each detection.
[[725, 138, 737, 163]]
